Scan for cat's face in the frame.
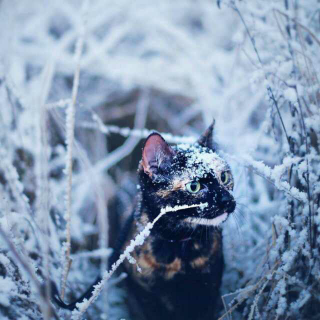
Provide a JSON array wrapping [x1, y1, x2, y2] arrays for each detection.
[[138, 123, 236, 239]]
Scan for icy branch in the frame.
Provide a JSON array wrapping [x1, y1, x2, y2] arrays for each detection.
[[71, 203, 207, 319], [61, 2, 87, 299], [85, 113, 196, 144], [224, 152, 308, 202]]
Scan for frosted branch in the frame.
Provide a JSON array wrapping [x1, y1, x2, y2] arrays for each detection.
[[224, 152, 308, 203], [83, 112, 196, 144], [71, 203, 207, 319], [93, 90, 150, 174], [45, 99, 72, 109], [61, 2, 87, 299]]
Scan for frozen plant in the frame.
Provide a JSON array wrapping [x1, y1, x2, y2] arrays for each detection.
[[0, 0, 318, 319]]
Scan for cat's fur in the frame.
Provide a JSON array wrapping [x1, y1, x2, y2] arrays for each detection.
[[52, 122, 236, 320], [121, 123, 235, 319]]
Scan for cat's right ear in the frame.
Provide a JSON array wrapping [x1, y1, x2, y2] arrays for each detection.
[[141, 133, 175, 178], [197, 120, 216, 151]]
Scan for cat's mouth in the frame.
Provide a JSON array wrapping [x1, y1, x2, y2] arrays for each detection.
[[183, 212, 228, 227]]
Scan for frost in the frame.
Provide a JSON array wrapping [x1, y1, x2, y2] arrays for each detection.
[[283, 88, 296, 102], [0, 0, 319, 319], [176, 144, 228, 179], [0, 277, 16, 306]]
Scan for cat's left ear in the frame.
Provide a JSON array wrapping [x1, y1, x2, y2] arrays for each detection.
[[141, 132, 176, 178], [197, 120, 216, 151]]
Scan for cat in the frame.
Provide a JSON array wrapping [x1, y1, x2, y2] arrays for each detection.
[[52, 121, 236, 320]]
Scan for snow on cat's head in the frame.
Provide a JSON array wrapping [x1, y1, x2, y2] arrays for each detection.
[[138, 122, 236, 236]]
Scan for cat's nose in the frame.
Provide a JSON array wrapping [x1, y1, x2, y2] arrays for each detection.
[[221, 194, 231, 204], [221, 194, 236, 212]]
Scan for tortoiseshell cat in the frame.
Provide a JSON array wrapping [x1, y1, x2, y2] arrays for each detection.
[[53, 122, 236, 320]]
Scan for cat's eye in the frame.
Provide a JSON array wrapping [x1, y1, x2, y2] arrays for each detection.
[[220, 171, 231, 185], [186, 181, 201, 193]]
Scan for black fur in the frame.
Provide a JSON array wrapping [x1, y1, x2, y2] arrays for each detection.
[[124, 225, 224, 320], [52, 123, 236, 320]]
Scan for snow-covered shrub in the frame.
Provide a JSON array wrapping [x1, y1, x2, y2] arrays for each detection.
[[0, 0, 318, 319], [220, 1, 320, 319]]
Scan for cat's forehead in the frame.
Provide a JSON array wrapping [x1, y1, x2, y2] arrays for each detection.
[[173, 143, 229, 180]]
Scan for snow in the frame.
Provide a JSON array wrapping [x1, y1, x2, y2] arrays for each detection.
[[283, 88, 296, 102], [0, 277, 16, 307], [177, 144, 229, 179]]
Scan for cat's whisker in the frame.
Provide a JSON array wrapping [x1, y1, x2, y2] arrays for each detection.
[[231, 212, 243, 239], [233, 206, 248, 225], [236, 203, 253, 218], [234, 194, 249, 201], [234, 197, 253, 212]]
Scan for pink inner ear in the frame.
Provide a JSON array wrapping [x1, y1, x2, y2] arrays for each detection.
[[142, 134, 174, 176]]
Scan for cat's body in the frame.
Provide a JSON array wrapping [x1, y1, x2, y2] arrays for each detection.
[[52, 122, 236, 320], [122, 206, 224, 320], [118, 124, 235, 319]]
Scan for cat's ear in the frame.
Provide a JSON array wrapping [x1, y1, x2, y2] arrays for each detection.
[[197, 120, 216, 151], [141, 133, 175, 178]]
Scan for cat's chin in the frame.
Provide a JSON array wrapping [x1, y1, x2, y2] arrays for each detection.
[[184, 212, 228, 227]]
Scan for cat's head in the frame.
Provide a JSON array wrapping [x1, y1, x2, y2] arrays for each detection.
[[138, 122, 236, 240]]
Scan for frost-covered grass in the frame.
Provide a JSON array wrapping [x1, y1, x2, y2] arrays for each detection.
[[0, 0, 319, 319]]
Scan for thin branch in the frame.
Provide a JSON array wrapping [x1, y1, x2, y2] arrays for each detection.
[[274, 9, 320, 47], [61, 2, 87, 299], [232, 3, 291, 149], [93, 90, 150, 174], [45, 99, 72, 109], [295, 89, 313, 252], [79, 114, 196, 144], [71, 203, 207, 320], [222, 151, 307, 203]]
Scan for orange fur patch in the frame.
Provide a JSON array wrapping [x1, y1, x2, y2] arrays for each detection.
[[156, 189, 172, 198], [211, 235, 221, 255], [165, 258, 182, 279], [172, 179, 187, 191], [190, 256, 209, 269], [139, 253, 160, 275], [155, 179, 188, 198]]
